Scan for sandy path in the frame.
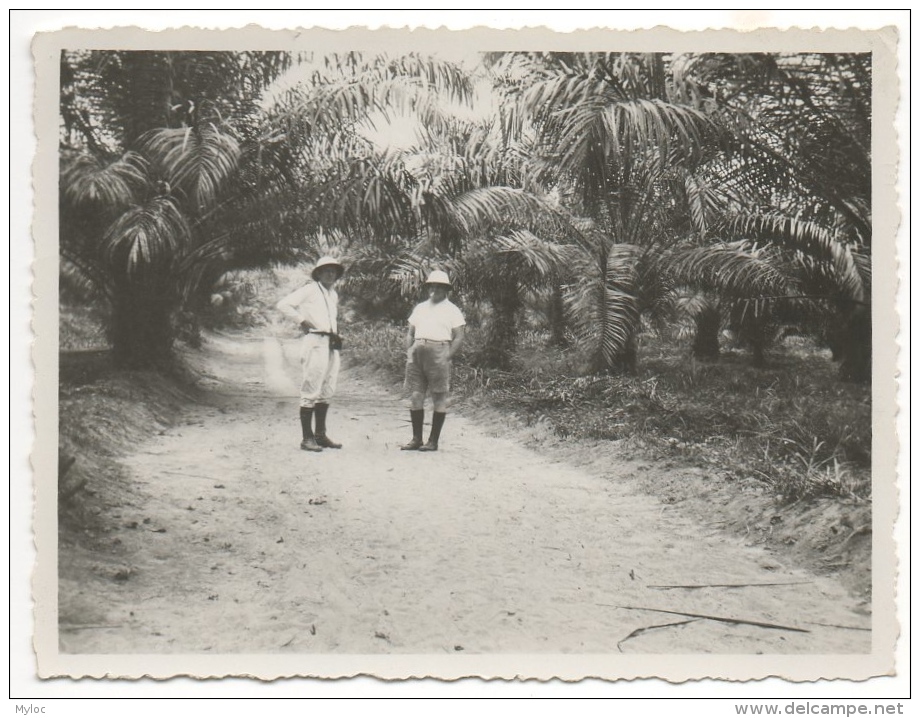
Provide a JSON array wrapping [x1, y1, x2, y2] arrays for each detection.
[[59, 332, 871, 655]]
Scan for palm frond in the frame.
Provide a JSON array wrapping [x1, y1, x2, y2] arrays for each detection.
[[459, 230, 574, 293], [665, 240, 796, 298], [61, 150, 148, 208], [60, 248, 114, 303], [602, 98, 713, 170], [306, 153, 417, 238], [442, 187, 566, 238], [271, 53, 474, 142], [726, 211, 868, 303], [563, 242, 641, 368], [682, 170, 731, 239], [103, 196, 190, 276], [674, 290, 718, 320], [141, 124, 242, 211], [389, 251, 460, 299], [489, 230, 574, 282]]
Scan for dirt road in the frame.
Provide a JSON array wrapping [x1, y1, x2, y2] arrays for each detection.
[[59, 332, 871, 656]]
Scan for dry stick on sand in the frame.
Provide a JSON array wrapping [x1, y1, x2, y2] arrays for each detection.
[[617, 619, 701, 652], [161, 469, 226, 482], [611, 606, 811, 633], [805, 621, 872, 632], [647, 581, 814, 590]]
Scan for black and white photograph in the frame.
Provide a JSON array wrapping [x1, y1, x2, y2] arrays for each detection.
[[17, 11, 906, 701]]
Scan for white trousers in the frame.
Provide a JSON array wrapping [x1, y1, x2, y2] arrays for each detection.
[[299, 333, 340, 408]]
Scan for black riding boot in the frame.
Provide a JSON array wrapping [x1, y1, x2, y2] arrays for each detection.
[[419, 411, 446, 451], [300, 407, 321, 452], [313, 402, 342, 449], [401, 409, 424, 450]]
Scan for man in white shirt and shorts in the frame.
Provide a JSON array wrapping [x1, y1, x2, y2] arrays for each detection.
[[277, 256, 345, 452], [401, 270, 466, 452]]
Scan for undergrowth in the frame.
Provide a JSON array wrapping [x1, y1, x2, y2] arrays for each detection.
[[60, 301, 111, 351]]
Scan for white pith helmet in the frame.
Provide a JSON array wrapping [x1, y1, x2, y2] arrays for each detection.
[[311, 256, 345, 281], [424, 270, 452, 289]]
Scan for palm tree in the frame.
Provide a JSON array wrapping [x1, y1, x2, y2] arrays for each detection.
[[60, 50, 296, 366], [667, 52, 872, 379], [386, 225, 575, 370], [59, 50, 476, 368], [480, 51, 873, 381], [329, 109, 579, 370], [488, 52, 720, 373]]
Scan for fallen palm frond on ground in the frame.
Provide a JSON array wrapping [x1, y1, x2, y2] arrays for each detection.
[[647, 581, 813, 590], [614, 605, 810, 633], [617, 618, 701, 652]]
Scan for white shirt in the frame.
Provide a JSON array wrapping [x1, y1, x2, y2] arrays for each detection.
[[277, 282, 338, 333], [408, 299, 465, 341]]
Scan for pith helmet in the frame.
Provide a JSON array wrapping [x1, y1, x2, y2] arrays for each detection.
[[311, 256, 345, 281], [424, 270, 452, 289]]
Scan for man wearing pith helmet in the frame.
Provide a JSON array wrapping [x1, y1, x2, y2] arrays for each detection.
[[277, 256, 345, 452], [401, 269, 466, 452]]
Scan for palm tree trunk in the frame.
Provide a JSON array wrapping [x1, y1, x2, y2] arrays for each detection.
[[692, 305, 721, 360], [110, 284, 176, 369], [548, 284, 569, 347], [836, 306, 871, 383], [590, 328, 638, 375], [751, 340, 766, 368], [482, 278, 521, 370], [614, 335, 638, 375], [731, 303, 771, 368]]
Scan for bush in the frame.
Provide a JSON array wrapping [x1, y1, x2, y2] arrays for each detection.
[[60, 301, 110, 351], [339, 320, 407, 379]]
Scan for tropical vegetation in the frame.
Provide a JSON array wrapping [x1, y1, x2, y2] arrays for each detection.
[[60, 49, 872, 381]]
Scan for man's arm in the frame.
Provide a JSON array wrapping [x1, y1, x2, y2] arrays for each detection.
[[448, 325, 465, 360], [277, 285, 313, 332], [405, 324, 416, 351]]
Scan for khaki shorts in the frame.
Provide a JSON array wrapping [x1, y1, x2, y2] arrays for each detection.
[[405, 341, 451, 394]]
